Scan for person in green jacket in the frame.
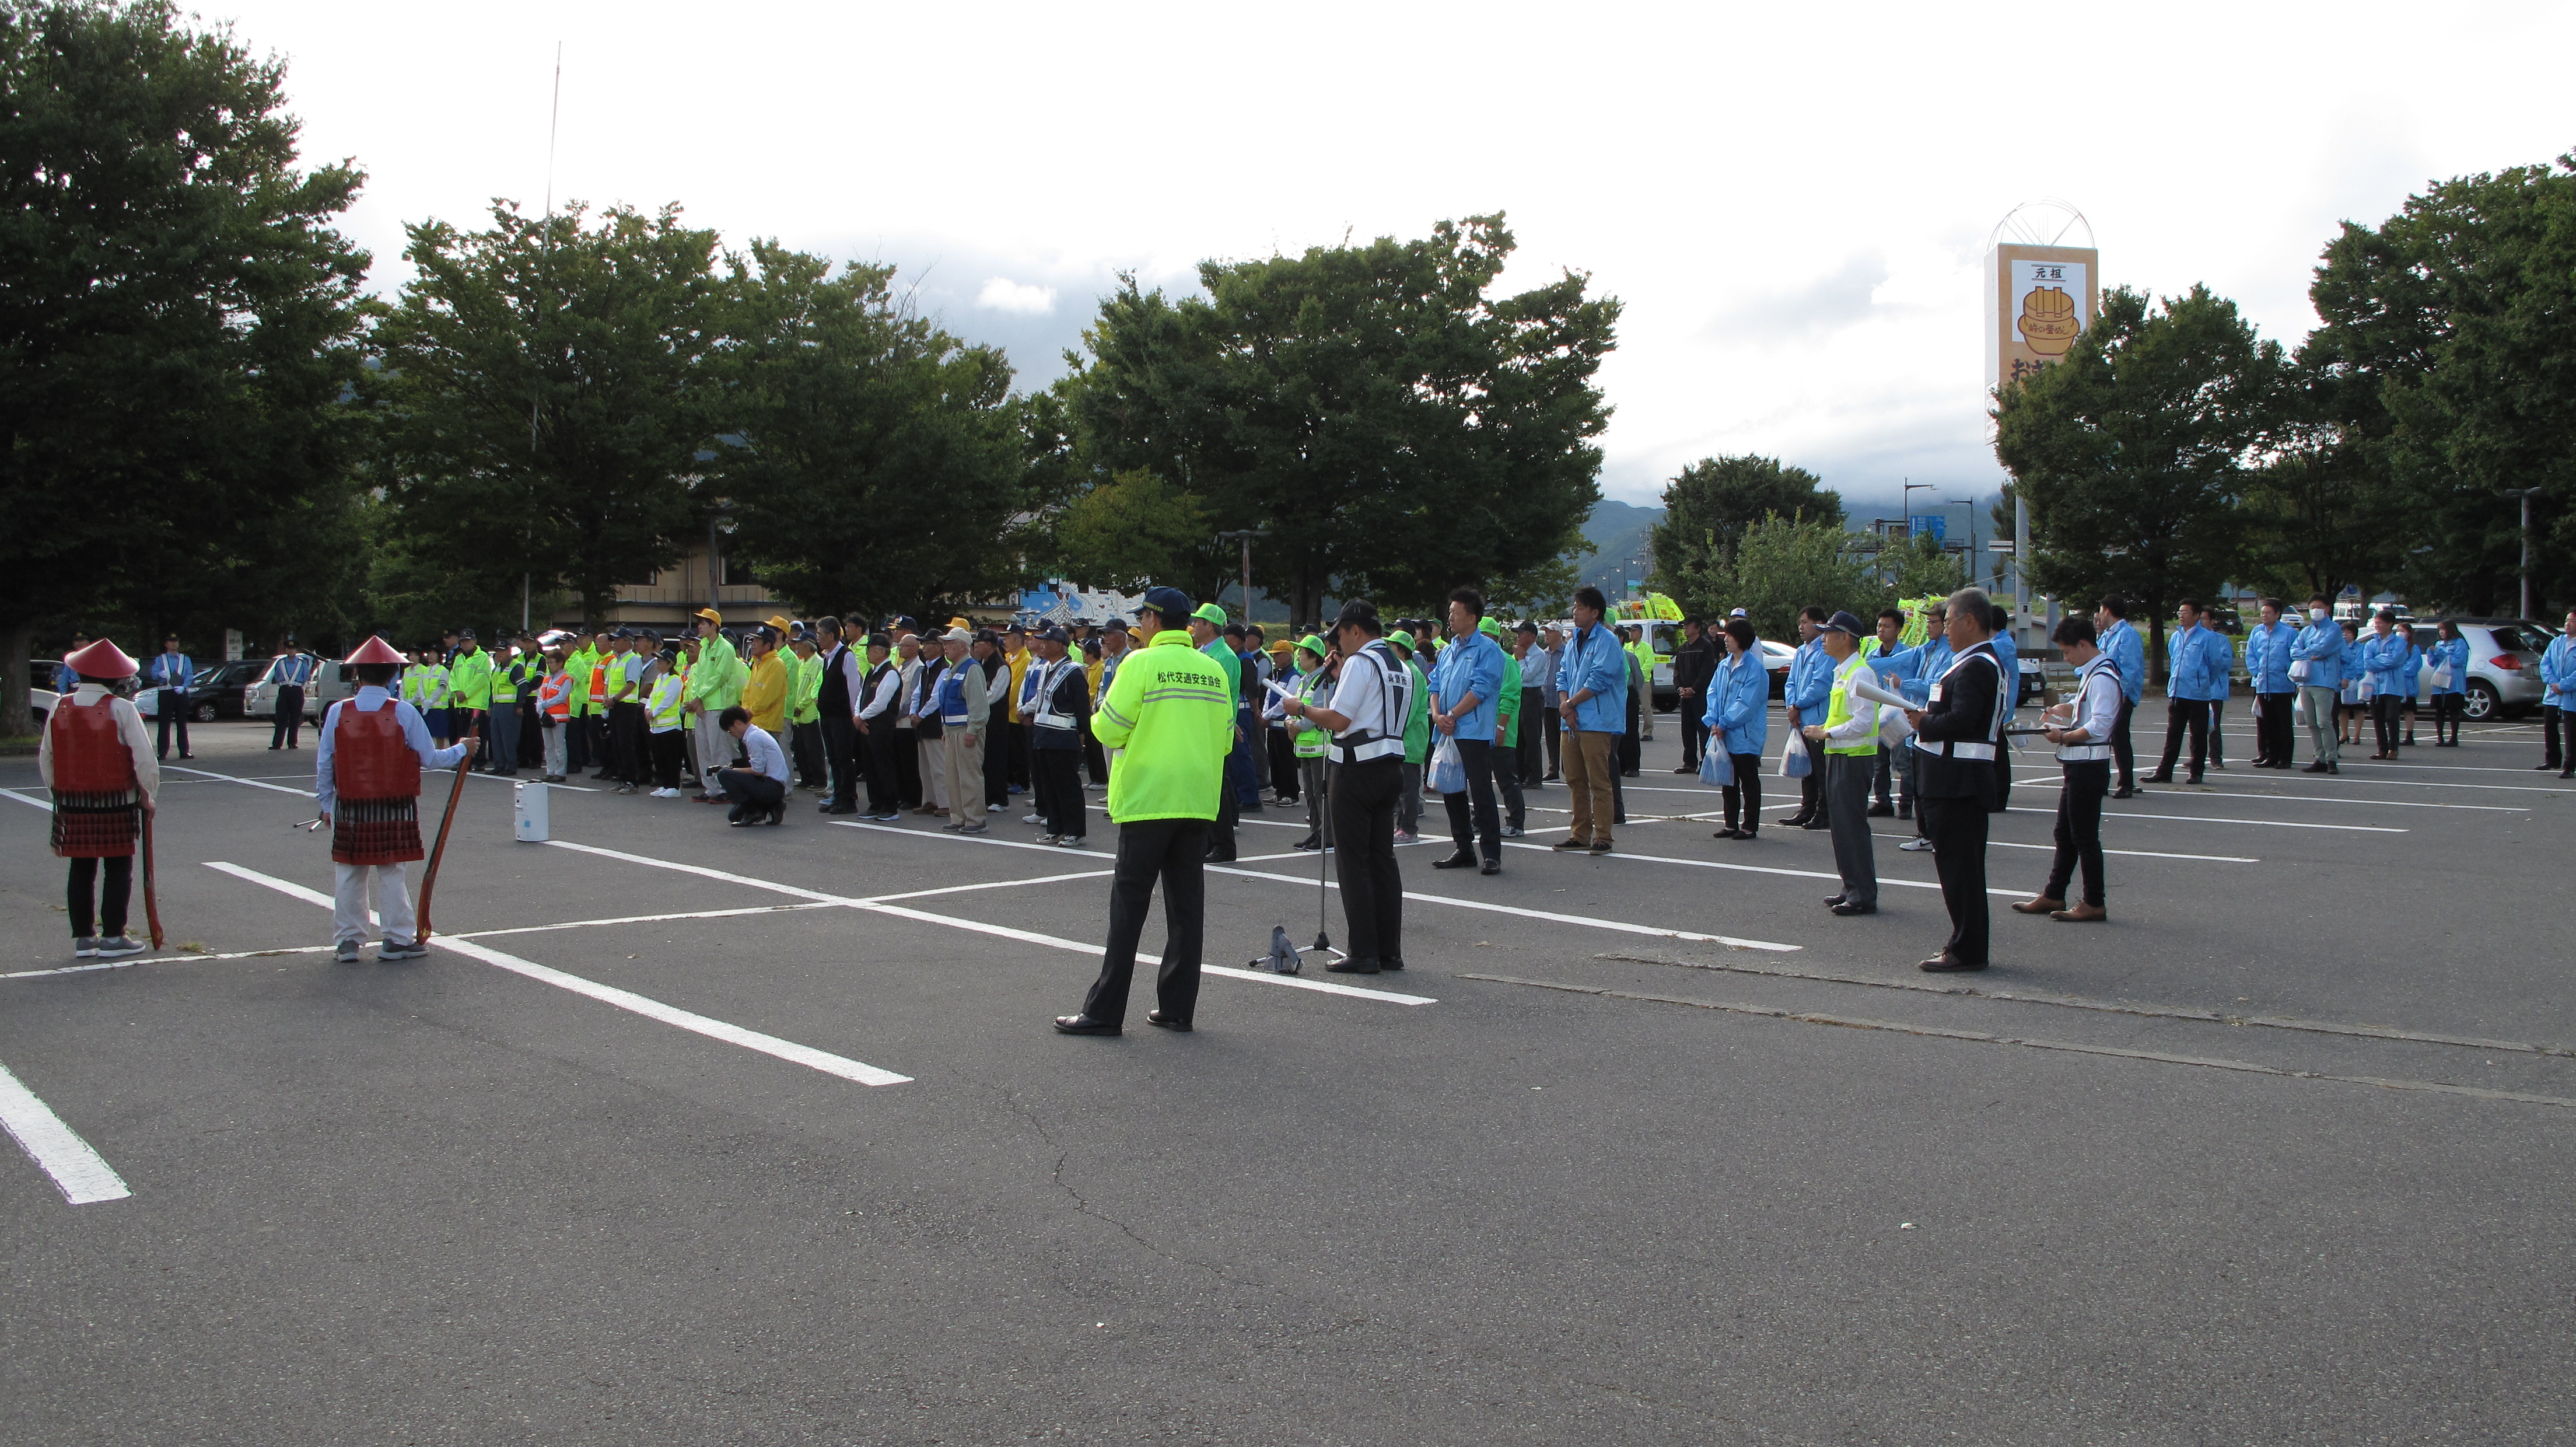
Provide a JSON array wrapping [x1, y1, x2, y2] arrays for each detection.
[[560, 637, 598, 773], [1055, 586, 1234, 1037], [786, 627, 825, 790], [1389, 631, 1432, 843], [684, 609, 741, 801], [1283, 634, 1336, 851], [1482, 616, 1526, 837]]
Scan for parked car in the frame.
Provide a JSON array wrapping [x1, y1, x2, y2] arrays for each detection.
[[163, 659, 267, 722], [2412, 618, 2550, 721], [246, 655, 359, 719]]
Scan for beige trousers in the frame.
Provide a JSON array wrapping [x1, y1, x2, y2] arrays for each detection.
[[942, 728, 984, 822]]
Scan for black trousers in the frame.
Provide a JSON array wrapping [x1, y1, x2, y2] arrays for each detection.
[[1919, 794, 1992, 964], [1542, 705, 1562, 777], [1619, 695, 1642, 774], [565, 711, 590, 771], [790, 720, 825, 788], [1440, 736, 1502, 864], [2547, 707, 2572, 769], [2206, 699, 2226, 766], [1328, 757, 1405, 966], [2044, 759, 2109, 907], [821, 714, 860, 809], [1720, 754, 1762, 832], [983, 716, 1010, 806], [1518, 688, 1545, 783], [1268, 729, 1300, 801], [2431, 693, 2462, 744], [1681, 705, 1707, 770], [67, 855, 133, 938], [270, 686, 306, 748], [894, 728, 923, 808], [2156, 697, 2208, 778], [648, 729, 685, 789], [861, 723, 898, 814], [1494, 738, 1525, 830], [717, 768, 785, 822], [1079, 817, 1206, 1027], [1034, 746, 1085, 837], [2109, 694, 2136, 788], [520, 700, 544, 768], [1084, 730, 1109, 787], [2256, 692, 2297, 765], [1009, 719, 1032, 789], [608, 702, 647, 785], [2371, 693, 2405, 754], [155, 690, 190, 758]]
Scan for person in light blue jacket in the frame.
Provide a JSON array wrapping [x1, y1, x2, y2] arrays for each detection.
[[2393, 625, 2426, 747], [1871, 598, 1951, 846], [1704, 617, 1770, 840], [2360, 610, 2416, 759], [2337, 621, 2367, 747], [2539, 609, 2576, 778], [2203, 619, 2232, 770], [1553, 586, 1629, 852], [2424, 619, 2469, 747], [2244, 598, 2299, 768], [2148, 598, 2224, 784], [1782, 606, 1832, 828], [2094, 597, 2148, 795], [2290, 595, 2346, 773]]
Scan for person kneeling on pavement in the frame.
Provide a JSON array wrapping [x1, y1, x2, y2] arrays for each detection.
[[716, 705, 791, 826]]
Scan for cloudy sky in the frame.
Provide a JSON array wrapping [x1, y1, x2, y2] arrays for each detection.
[[225, 0, 2573, 527]]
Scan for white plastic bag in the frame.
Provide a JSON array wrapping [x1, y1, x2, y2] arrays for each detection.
[[1427, 734, 1464, 794], [1779, 729, 1811, 779]]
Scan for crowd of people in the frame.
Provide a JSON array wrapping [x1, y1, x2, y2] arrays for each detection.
[[34, 588, 2576, 1020]]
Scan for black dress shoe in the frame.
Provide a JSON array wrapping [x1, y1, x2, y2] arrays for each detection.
[[1326, 958, 1381, 974], [1205, 850, 1237, 863], [2111, 785, 2137, 798], [1431, 852, 1477, 869], [1831, 900, 1877, 916], [1866, 802, 1895, 817], [1479, 858, 1501, 875], [2142, 771, 2174, 784], [1919, 953, 1986, 973], [1052, 1014, 1121, 1035], [1146, 1011, 1191, 1032], [1380, 958, 1404, 971], [1800, 818, 1829, 830], [1780, 812, 1811, 828], [2301, 761, 2329, 773], [1824, 893, 1845, 907]]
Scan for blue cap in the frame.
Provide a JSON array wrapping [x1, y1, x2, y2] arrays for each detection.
[[1823, 610, 1866, 637], [1140, 586, 1194, 624]]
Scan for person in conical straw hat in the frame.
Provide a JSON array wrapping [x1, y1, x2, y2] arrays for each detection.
[[316, 636, 470, 963], [39, 638, 158, 959]]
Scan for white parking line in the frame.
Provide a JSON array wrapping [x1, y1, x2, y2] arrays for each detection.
[[201, 861, 912, 1086], [1207, 861, 1808, 951], [160, 764, 315, 798], [1871, 833, 2256, 863], [0, 787, 51, 812], [2066, 810, 2403, 833], [0, 1058, 131, 1205], [547, 837, 1436, 1005]]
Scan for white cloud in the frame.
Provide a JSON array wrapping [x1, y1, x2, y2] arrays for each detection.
[[975, 277, 1057, 315]]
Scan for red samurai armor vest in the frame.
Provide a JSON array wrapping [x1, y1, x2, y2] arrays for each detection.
[[331, 701, 425, 866], [49, 694, 141, 859]]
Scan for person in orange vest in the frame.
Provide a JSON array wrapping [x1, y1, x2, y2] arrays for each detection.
[[40, 638, 160, 959], [533, 635, 578, 782], [316, 636, 471, 963]]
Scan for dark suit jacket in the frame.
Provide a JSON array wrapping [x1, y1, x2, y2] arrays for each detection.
[[1911, 641, 2004, 805], [1673, 636, 1718, 695]]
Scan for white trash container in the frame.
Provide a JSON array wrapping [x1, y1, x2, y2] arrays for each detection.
[[514, 780, 550, 842]]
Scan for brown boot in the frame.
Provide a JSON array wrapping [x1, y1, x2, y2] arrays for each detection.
[[2011, 896, 2065, 915], [2050, 901, 2108, 922]]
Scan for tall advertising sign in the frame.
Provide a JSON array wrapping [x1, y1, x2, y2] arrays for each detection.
[[1985, 243, 2098, 396]]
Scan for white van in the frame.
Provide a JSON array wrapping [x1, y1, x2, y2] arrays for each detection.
[[246, 655, 359, 719]]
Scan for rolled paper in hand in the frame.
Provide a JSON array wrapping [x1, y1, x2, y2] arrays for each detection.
[[1847, 670, 1916, 713]]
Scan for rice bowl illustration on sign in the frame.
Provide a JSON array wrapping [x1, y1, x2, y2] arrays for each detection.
[[1985, 228, 2098, 393], [2017, 282, 2080, 354]]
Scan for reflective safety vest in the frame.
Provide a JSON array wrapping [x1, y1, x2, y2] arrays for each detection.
[[1822, 651, 1878, 756], [587, 658, 610, 705], [410, 663, 449, 709], [646, 669, 687, 732], [491, 655, 527, 704], [1290, 672, 1332, 759], [537, 670, 574, 719]]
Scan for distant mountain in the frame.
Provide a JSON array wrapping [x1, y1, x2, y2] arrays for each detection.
[[1578, 498, 1665, 597]]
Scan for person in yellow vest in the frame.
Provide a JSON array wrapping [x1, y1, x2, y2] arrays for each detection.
[[578, 628, 617, 781], [1804, 611, 1880, 916], [485, 632, 534, 777], [410, 646, 451, 746], [785, 623, 827, 791], [1281, 634, 1334, 851], [556, 632, 596, 774], [606, 628, 653, 794], [741, 624, 789, 739], [446, 629, 495, 768], [684, 609, 741, 803], [643, 635, 689, 797]]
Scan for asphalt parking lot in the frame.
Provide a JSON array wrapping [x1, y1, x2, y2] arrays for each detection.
[[4, 708, 2572, 1445]]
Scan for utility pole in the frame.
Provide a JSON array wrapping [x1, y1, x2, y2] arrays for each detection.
[[1214, 529, 1268, 623], [1951, 498, 1978, 590], [2504, 488, 2542, 620], [2014, 490, 2031, 639]]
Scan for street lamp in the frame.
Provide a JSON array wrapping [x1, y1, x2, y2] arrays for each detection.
[[2503, 488, 2543, 621], [1901, 480, 1934, 537], [1950, 497, 1979, 589]]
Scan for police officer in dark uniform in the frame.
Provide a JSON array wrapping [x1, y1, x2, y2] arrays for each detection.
[[1905, 587, 2011, 973]]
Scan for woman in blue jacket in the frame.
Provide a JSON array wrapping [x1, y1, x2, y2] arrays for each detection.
[[1704, 617, 1769, 841], [2361, 611, 2416, 760], [2395, 626, 2426, 746], [2337, 622, 2367, 747], [2424, 620, 2469, 747]]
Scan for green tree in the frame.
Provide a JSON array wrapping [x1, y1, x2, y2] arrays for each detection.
[[714, 243, 1024, 620], [1068, 215, 1619, 627], [2306, 155, 2576, 613], [1049, 469, 1208, 594], [1696, 514, 1879, 643], [0, 0, 371, 733], [1648, 455, 1842, 602], [1994, 284, 2287, 680], [1885, 530, 1965, 602], [367, 201, 726, 630]]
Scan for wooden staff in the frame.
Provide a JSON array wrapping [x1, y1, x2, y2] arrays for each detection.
[[140, 808, 164, 949], [412, 716, 479, 945]]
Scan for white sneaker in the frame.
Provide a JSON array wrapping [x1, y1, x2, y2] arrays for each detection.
[[1057, 836, 1087, 848], [987, 803, 1003, 813], [1899, 837, 1934, 852], [1023, 813, 1045, 824], [652, 787, 679, 799]]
